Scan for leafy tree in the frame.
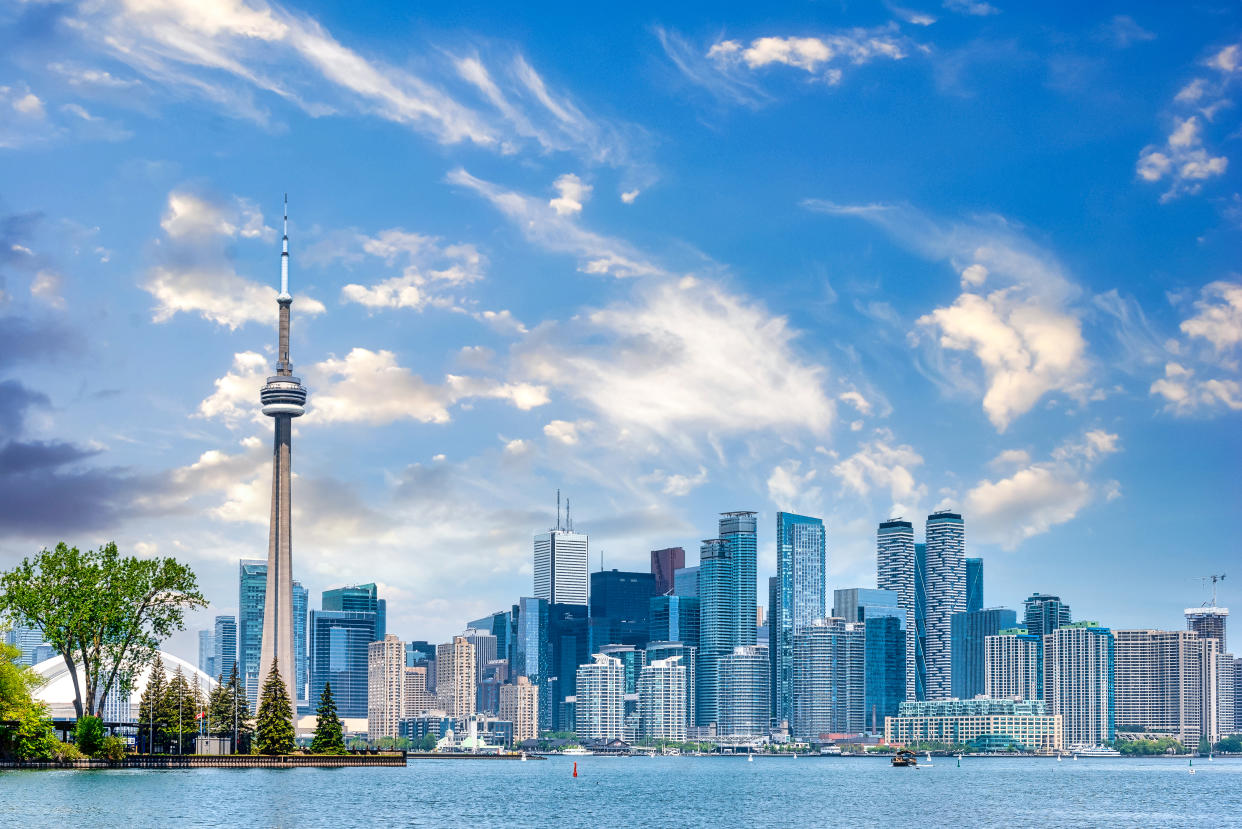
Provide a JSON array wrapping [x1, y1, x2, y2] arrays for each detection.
[[417, 733, 437, 751], [1214, 736, 1241, 753], [310, 681, 346, 755], [255, 659, 294, 755], [137, 652, 170, 753], [98, 735, 128, 761], [0, 542, 206, 718], [75, 715, 105, 756], [1198, 736, 1211, 756]]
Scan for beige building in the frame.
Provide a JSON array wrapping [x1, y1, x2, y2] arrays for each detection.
[[367, 634, 406, 739], [403, 666, 436, 717], [884, 698, 1062, 753], [1115, 629, 1223, 746], [436, 636, 477, 718], [500, 675, 540, 744]]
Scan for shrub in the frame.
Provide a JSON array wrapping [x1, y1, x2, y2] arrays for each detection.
[[75, 715, 105, 756], [53, 740, 84, 761], [97, 736, 128, 762]]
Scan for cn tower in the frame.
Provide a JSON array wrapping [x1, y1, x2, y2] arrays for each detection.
[[257, 196, 306, 713]]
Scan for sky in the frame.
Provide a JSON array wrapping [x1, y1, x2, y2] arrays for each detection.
[[0, 1, 1239, 664]]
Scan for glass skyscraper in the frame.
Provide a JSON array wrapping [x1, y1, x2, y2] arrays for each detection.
[[198, 629, 215, 678], [924, 511, 965, 700], [238, 559, 267, 709], [773, 512, 826, 727], [877, 520, 917, 702], [322, 583, 385, 640], [1024, 593, 1072, 637], [650, 547, 685, 597], [308, 609, 375, 718], [588, 569, 655, 652], [950, 607, 1018, 700], [213, 614, 237, 682], [293, 580, 308, 705], [791, 618, 865, 742], [533, 528, 589, 606], [716, 645, 769, 738], [966, 558, 984, 613], [698, 511, 757, 727], [649, 595, 700, 648], [548, 602, 589, 732], [865, 614, 907, 731]]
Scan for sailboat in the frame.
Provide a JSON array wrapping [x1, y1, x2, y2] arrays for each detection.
[[923, 751, 934, 767], [520, 752, 527, 762], [1056, 753, 1062, 763]]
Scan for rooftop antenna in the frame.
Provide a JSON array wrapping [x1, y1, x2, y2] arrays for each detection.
[[566, 497, 572, 532], [556, 489, 561, 532], [278, 193, 290, 300]]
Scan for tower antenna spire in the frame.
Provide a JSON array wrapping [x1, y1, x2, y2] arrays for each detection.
[[279, 194, 290, 300]]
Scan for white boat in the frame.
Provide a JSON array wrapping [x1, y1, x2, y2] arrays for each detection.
[[520, 752, 527, 762], [562, 746, 591, 756], [1070, 745, 1121, 758]]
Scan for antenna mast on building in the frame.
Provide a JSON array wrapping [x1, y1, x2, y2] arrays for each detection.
[[556, 488, 561, 532]]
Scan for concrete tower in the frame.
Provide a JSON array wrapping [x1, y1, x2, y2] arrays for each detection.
[[258, 196, 306, 715]]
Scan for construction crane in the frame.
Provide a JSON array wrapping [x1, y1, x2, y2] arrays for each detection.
[[1195, 574, 1226, 607]]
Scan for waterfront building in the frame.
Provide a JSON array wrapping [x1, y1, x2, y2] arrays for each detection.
[[293, 581, 308, 705], [322, 583, 385, 640], [1043, 622, 1115, 747], [403, 665, 436, 716], [716, 645, 769, 739], [865, 614, 907, 732], [589, 569, 655, 651], [463, 628, 498, 710], [914, 542, 927, 700], [238, 559, 267, 708], [884, 698, 1062, 753], [638, 657, 687, 742], [877, 519, 917, 702], [645, 641, 697, 727], [966, 558, 983, 613], [791, 618, 865, 742], [1114, 629, 1224, 746], [773, 512, 827, 728], [698, 511, 758, 727], [1185, 607, 1228, 653], [651, 547, 685, 597], [436, 636, 478, 718], [985, 629, 1042, 701], [1218, 655, 1236, 737], [212, 615, 237, 682], [649, 595, 700, 650], [598, 644, 645, 695], [257, 200, 307, 717], [500, 675, 540, 744], [367, 634, 406, 739], [308, 609, 374, 718], [533, 517, 589, 607], [548, 603, 589, 732], [674, 566, 700, 598], [1024, 593, 1072, 637], [198, 629, 215, 679], [576, 654, 625, 741], [923, 511, 965, 700], [478, 659, 508, 715], [951, 608, 1018, 701]]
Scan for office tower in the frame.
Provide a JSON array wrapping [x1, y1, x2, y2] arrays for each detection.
[[548, 603, 589, 732], [645, 641, 697, 728], [589, 569, 656, 651], [1024, 593, 1072, 637], [463, 628, 498, 713], [923, 511, 965, 701], [674, 566, 700, 598], [478, 659, 508, 715], [965, 558, 983, 613], [865, 613, 907, 732], [510, 597, 550, 685], [698, 511, 758, 727], [406, 640, 435, 668], [403, 666, 435, 717], [1043, 622, 1115, 748], [576, 654, 625, 741], [773, 512, 827, 728], [914, 542, 927, 700], [598, 644, 645, 695], [198, 629, 215, 679], [638, 657, 687, 742], [367, 634, 406, 739], [533, 502, 589, 606], [3, 621, 47, 666], [293, 581, 308, 705], [308, 610, 374, 718], [257, 199, 307, 716], [435, 636, 477, 718], [886, 698, 1062, 753], [1115, 629, 1223, 747], [1185, 607, 1228, 653], [951, 607, 1018, 700], [877, 519, 917, 702], [832, 588, 904, 625], [213, 615, 237, 682], [649, 595, 700, 649], [716, 645, 769, 738], [322, 583, 385, 640], [650, 547, 685, 597], [985, 629, 1042, 701], [790, 619, 865, 742], [500, 676, 540, 744], [238, 559, 267, 708]]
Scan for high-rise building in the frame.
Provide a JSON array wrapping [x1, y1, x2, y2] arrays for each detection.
[[293, 581, 308, 705], [322, 583, 385, 640], [698, 511, 757, 727], [257, 199, 307, 717], [368, 634, 406, 739], [213, 615, 237, 682], [198, 629, 215, 679], [510, 597, 550, 685], [1185, 607, 1228, 653], [914, 542, 928, 700], [645, 641, 697, 728], [405, 640, 435, 669], [548, 603, 589, 732], [965, 558, 983, 613], [716, 645, 769, 739], [638, 656, 687, 742], [462, 628, 497, 711], [865, 614, 907, 733], [1044, 622, 1115, 748], [1024, 594, 1072, 637], [500, 675, 540, 744], [533, 514, 589, 607], [951, 607, 1018, 700], [673, 566, 700, 598], [985, 629, 1042, 701], [773, 512, 827, 728], [1216, 654, 1235, 738], [435, 636, 477, 718], [1115, 629, 1223, 747], [791, 618, 865, 742], [832, 588, 903, 625], [885, 698, 1062, 753], [877, 519, 917, 702], [238, 559, 267, 708], [598, 644, 645, 696], [3, 621, 47, 666], [649, 595, 700, 649], [589, 569, 655, 651], [403, 666, 435, 717], [308, 610, 374, 718], [923, 511, 965, 701], [650, 547, 685, 597], [576, 654, 625, 741]]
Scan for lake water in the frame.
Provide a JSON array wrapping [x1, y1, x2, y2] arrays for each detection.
[[1, 755, 1238, 827]]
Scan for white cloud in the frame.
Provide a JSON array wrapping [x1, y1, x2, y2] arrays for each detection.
[[549, 173, 592, 216], [1150, 362, 1242, 415], [644, 466, 709, 497], [30, 270, 65, 308], [339, 229, 485, 312], [1180, 280, 1242, 353], [543, 419, 583, 445], [706, 30, 909, 83], [621, 190, 640, 204], [13, 92, 46, 118], [198, 351, 269, 425], [145, 263, 325, 329], [943, 0, 999, 15], [767, 460, 822, 513], [473, 309, 528, 336], [838, 390, 872, 415], [502, 437, 531, 456], [831, 433, 925, 515], [990, 448, 1031, 467], [1209, 44, 1240, 73]]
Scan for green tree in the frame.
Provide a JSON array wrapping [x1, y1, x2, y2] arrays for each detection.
[[136, 652, 170, 753], [165, 667, 196, 754], [417, 733, 437, 751], [310, 681, 346, 755], [0, 542, 206, 718], [255, 659, 294, 755], [211, 664, 253, 753], [97, 735, 128, 761], [0, 638, 60, 760], [75, 715, 105, 756]]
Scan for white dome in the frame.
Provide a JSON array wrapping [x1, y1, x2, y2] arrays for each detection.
[[33, 650, 217, 720]]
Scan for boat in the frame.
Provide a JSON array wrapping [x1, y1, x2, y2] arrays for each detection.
[[1056, 753, 1062, 763], [923, 751, 934, 767], [1071, 745, 1121, 758], [892, 749, 917, 767], [562, 746, 591, 756], [520, 752, 527, 762]]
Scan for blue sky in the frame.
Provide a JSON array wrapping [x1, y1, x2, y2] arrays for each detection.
[[1, 1, 1239, 662]]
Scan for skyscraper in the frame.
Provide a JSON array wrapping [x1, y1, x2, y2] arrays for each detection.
[[649, 595, 700, 649], [500, 676, 539, 744], [308, 609, 374, 718], [1024, 593, 1072, 637], [645, 641, 697, 727], [588, 569, 655, 651], [914, 542, 927, 700], [791, 618, 865, 742], [198, 629, 215, 679], [213, 615, 237, 682], [965, 558, 983, 613], [716, 645, 769, 738], [985, 629, 1042, 701], [923, 511, 965, 700], [673, 566, 700, 598], [1114, 629, 1223, 747], [773, 512, 827, 728], [322, 583, 385, 640], [576, 654, 625, 741], [533, 496, 589, 607], [638, 656, 687, 742], [293, 581, 308, 705], [650, 547, 685, 597], [435, 636, 477, 718], [1044, 622, 1115, 748], [3, 621, 47, 666], [877, 519, 917, 701], [698, 511, 757, 727], [951, 607, 1018, 700], [548, 602, 589, 732], [368, 634, 406, 739], [258, 198, 307, 716], [1185, 607, 1228, 653], [864, 614, 906, 732], [238, 559, 267, 708]]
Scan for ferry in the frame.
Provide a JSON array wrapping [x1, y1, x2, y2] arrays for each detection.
[[1070, 745, 1121, 758], [562, 746, 592, 756]]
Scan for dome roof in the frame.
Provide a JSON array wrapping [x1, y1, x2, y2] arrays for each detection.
[[33, 651, 217, 720]]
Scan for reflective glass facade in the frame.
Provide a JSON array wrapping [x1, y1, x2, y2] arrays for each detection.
[[950, 607, 1017, 700], [308, 609, 375, 718]]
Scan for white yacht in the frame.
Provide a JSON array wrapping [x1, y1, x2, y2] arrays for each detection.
[[1071, 745, 1121, 758]]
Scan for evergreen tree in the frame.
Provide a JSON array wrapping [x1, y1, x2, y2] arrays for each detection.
[[164, 667, 194, 754], [136, 652, 169, 753], [207, 664, 253, 752], [310, 681, 346, 754], [254, 659, 294, 755], [206, 673, 231, 739]]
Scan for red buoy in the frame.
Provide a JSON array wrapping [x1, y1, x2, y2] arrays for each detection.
[[573, 761, 578, 778]]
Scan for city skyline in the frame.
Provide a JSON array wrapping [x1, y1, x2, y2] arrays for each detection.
[[1, 2, 1240, 662]]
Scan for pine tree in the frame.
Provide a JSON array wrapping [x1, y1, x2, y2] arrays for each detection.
[[164, 667, 194, 754], [255, 659, 295, 755], [310, 681, 346, 755], [206, 673, 231, 739], [136, 652, 169, 753]]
